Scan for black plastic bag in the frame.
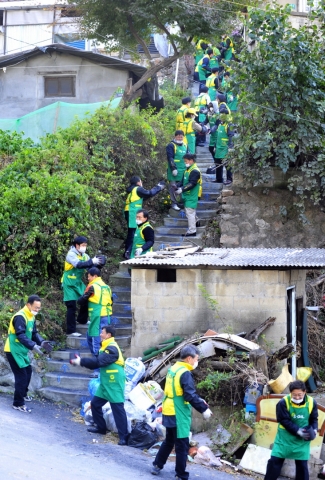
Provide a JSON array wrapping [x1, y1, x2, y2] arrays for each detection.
[[128, 421, 159, 450]]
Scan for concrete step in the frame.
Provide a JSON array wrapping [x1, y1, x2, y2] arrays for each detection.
[[111, 302, 132, 315], [154, 234, 203, 247], [111, 286, 131, 303], [200, 192, 220, 201], [76, 323, 132, 335], [109, 272, 131, 287], [51, 348, 93, 361], [168, 208, 217, 219], [202, 181, 223, 190], [39, 386, 89, 407], [43, 371, 92, 390], [164, 216, 209, 227], [197, 201, 217, 211], [46, 359, 87, 375], [156, 226, 205, 236], [67, 334, 130, 349]]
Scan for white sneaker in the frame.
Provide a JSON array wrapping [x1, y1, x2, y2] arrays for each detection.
[[67, 332, 82, 337], [172, 204, 181, 211]]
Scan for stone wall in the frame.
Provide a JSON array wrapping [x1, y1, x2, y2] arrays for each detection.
[[130, 267, 306, 356], [218, 181, 325, 248]]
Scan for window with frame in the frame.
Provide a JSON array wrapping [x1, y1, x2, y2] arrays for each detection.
[[44, 76, 76, 97]]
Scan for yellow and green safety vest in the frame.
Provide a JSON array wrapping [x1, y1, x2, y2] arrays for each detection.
[[272, 395, 315, 461], [167, 142, 187, 182], [163, 361, 193, 438], [62, 252, 89, 301], [195, 54, 210, 81], [4, 307, 35, 368], [130, 221, 154, 259], [182, 119, 196, 154], [182, 163, 202, 209], [176, 105, 189, 131], [206, 73, 217, 101], [87, 278, 112, 337], [95, 337, 126, 403], [124, 186, 143, 228]]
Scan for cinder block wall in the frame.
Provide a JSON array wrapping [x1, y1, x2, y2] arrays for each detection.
[[130, 268, 306, 356]]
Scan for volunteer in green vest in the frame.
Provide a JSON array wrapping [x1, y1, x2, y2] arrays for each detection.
[[130, 209, 154, 259], [151, 345, 212, 479], [214, 97, 234, 185], [194, 86, 211, 147], [4, 295, 52, 413], [264, 380, 318, 480], [77, 267, 112, 356], [195, 49, 214, 93], [208, 104, 220, 161], [182, 108, 207, 154], [176, 96, 192, 131], [175, 153, 202, 237], [62, 236, 104, 336], [206, 67, 219, 101], [166, 130, 188, 211], [71, 325, 129, 445], [222, 36, 234, 63], [124, 176, 165, 258], [194, 39, 208, 66], [209, 45, 221, 69]]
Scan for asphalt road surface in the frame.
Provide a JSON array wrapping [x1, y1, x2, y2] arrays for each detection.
[[0, 392, 251, 480]]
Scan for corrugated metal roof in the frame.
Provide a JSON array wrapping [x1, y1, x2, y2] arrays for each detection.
[[122, 248, 325, 268], [0, 43, 147, 78]]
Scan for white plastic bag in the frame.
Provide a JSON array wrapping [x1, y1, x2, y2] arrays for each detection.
[[143, 381, 164, 403], [125, 358, 145, 386], [103, 403, 118, 433], [193, 446, 222, 467]]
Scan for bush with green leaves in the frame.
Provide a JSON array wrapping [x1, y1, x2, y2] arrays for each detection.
[[0, 102, 176, 295], [230, 3, 325, 213]]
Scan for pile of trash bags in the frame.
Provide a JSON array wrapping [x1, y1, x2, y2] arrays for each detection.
[[81, 357, 166, 449]]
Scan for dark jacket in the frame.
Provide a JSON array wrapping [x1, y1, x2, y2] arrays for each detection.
[[166, 141, 189, 170], [138, 221, 155, 252], [12, 315, 44, 350], [80, 344, 119, 370], [126, 183, 161, 200], [276, 395, 318, 435], [178, 167, 201, 192], [163, 370, 207, 428]]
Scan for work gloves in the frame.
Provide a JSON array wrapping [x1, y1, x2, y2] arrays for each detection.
[[41, 341, 53, 353], [92, 257, 100, 265], [70, 355, 81, 366], [33, 344, 43, 355], [297, 428, 311, 440], [157, 181, 166, 190], [172, 169, 178, 177], [135, 248, 143, 257], [202, 408, 213, 420], [175, 188, 183, 195]]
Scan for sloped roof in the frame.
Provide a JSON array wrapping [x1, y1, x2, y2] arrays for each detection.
[[0, 44, 147, 78], [122, 248, 325, 269]]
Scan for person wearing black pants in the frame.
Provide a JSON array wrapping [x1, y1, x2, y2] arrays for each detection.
[[70, 325, 129, 445], [4, 295, 52, 412], [214, 158, 224, 183], [151, 345, 212, 479], [6, 353, 32, 407], [91, 396, 128, 441], [265, 457, 309, 480]]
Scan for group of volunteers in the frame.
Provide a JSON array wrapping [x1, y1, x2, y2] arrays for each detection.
[[3, 32, 319, 480]]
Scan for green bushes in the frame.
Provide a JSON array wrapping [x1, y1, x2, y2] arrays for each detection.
[[0, 103, 175, 294]]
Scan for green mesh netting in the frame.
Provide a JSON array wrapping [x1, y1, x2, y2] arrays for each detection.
[[0, 97, 122, 142]]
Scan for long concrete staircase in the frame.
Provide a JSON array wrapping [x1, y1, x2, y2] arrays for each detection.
[[39, 145, 222, 406], [154, 145, 222, 247], [40, 265, 132, 406]]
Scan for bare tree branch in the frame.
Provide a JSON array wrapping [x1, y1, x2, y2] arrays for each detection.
[[126, 14, 153, 64]]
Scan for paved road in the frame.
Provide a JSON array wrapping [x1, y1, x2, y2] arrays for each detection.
[[0, 393, 251, 480]]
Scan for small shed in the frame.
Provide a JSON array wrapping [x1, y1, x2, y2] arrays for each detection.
[[0, 43, 150, 118], [123, 248, 325, 362]]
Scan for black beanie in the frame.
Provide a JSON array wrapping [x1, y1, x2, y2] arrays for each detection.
[[73, 236, 88, 246], [182, 96, 191, 105]]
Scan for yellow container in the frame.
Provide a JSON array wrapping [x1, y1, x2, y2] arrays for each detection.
[[297, 367, 312, 383], [268, 364, 294, 394]]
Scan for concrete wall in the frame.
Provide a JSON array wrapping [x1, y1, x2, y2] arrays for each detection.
[[130, 267, 306, 356], [0, 54, 129, 118]]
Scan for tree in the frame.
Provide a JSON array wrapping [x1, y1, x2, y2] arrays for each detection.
[[230, 3, 325, 213], [69, 0, 242, 103]]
